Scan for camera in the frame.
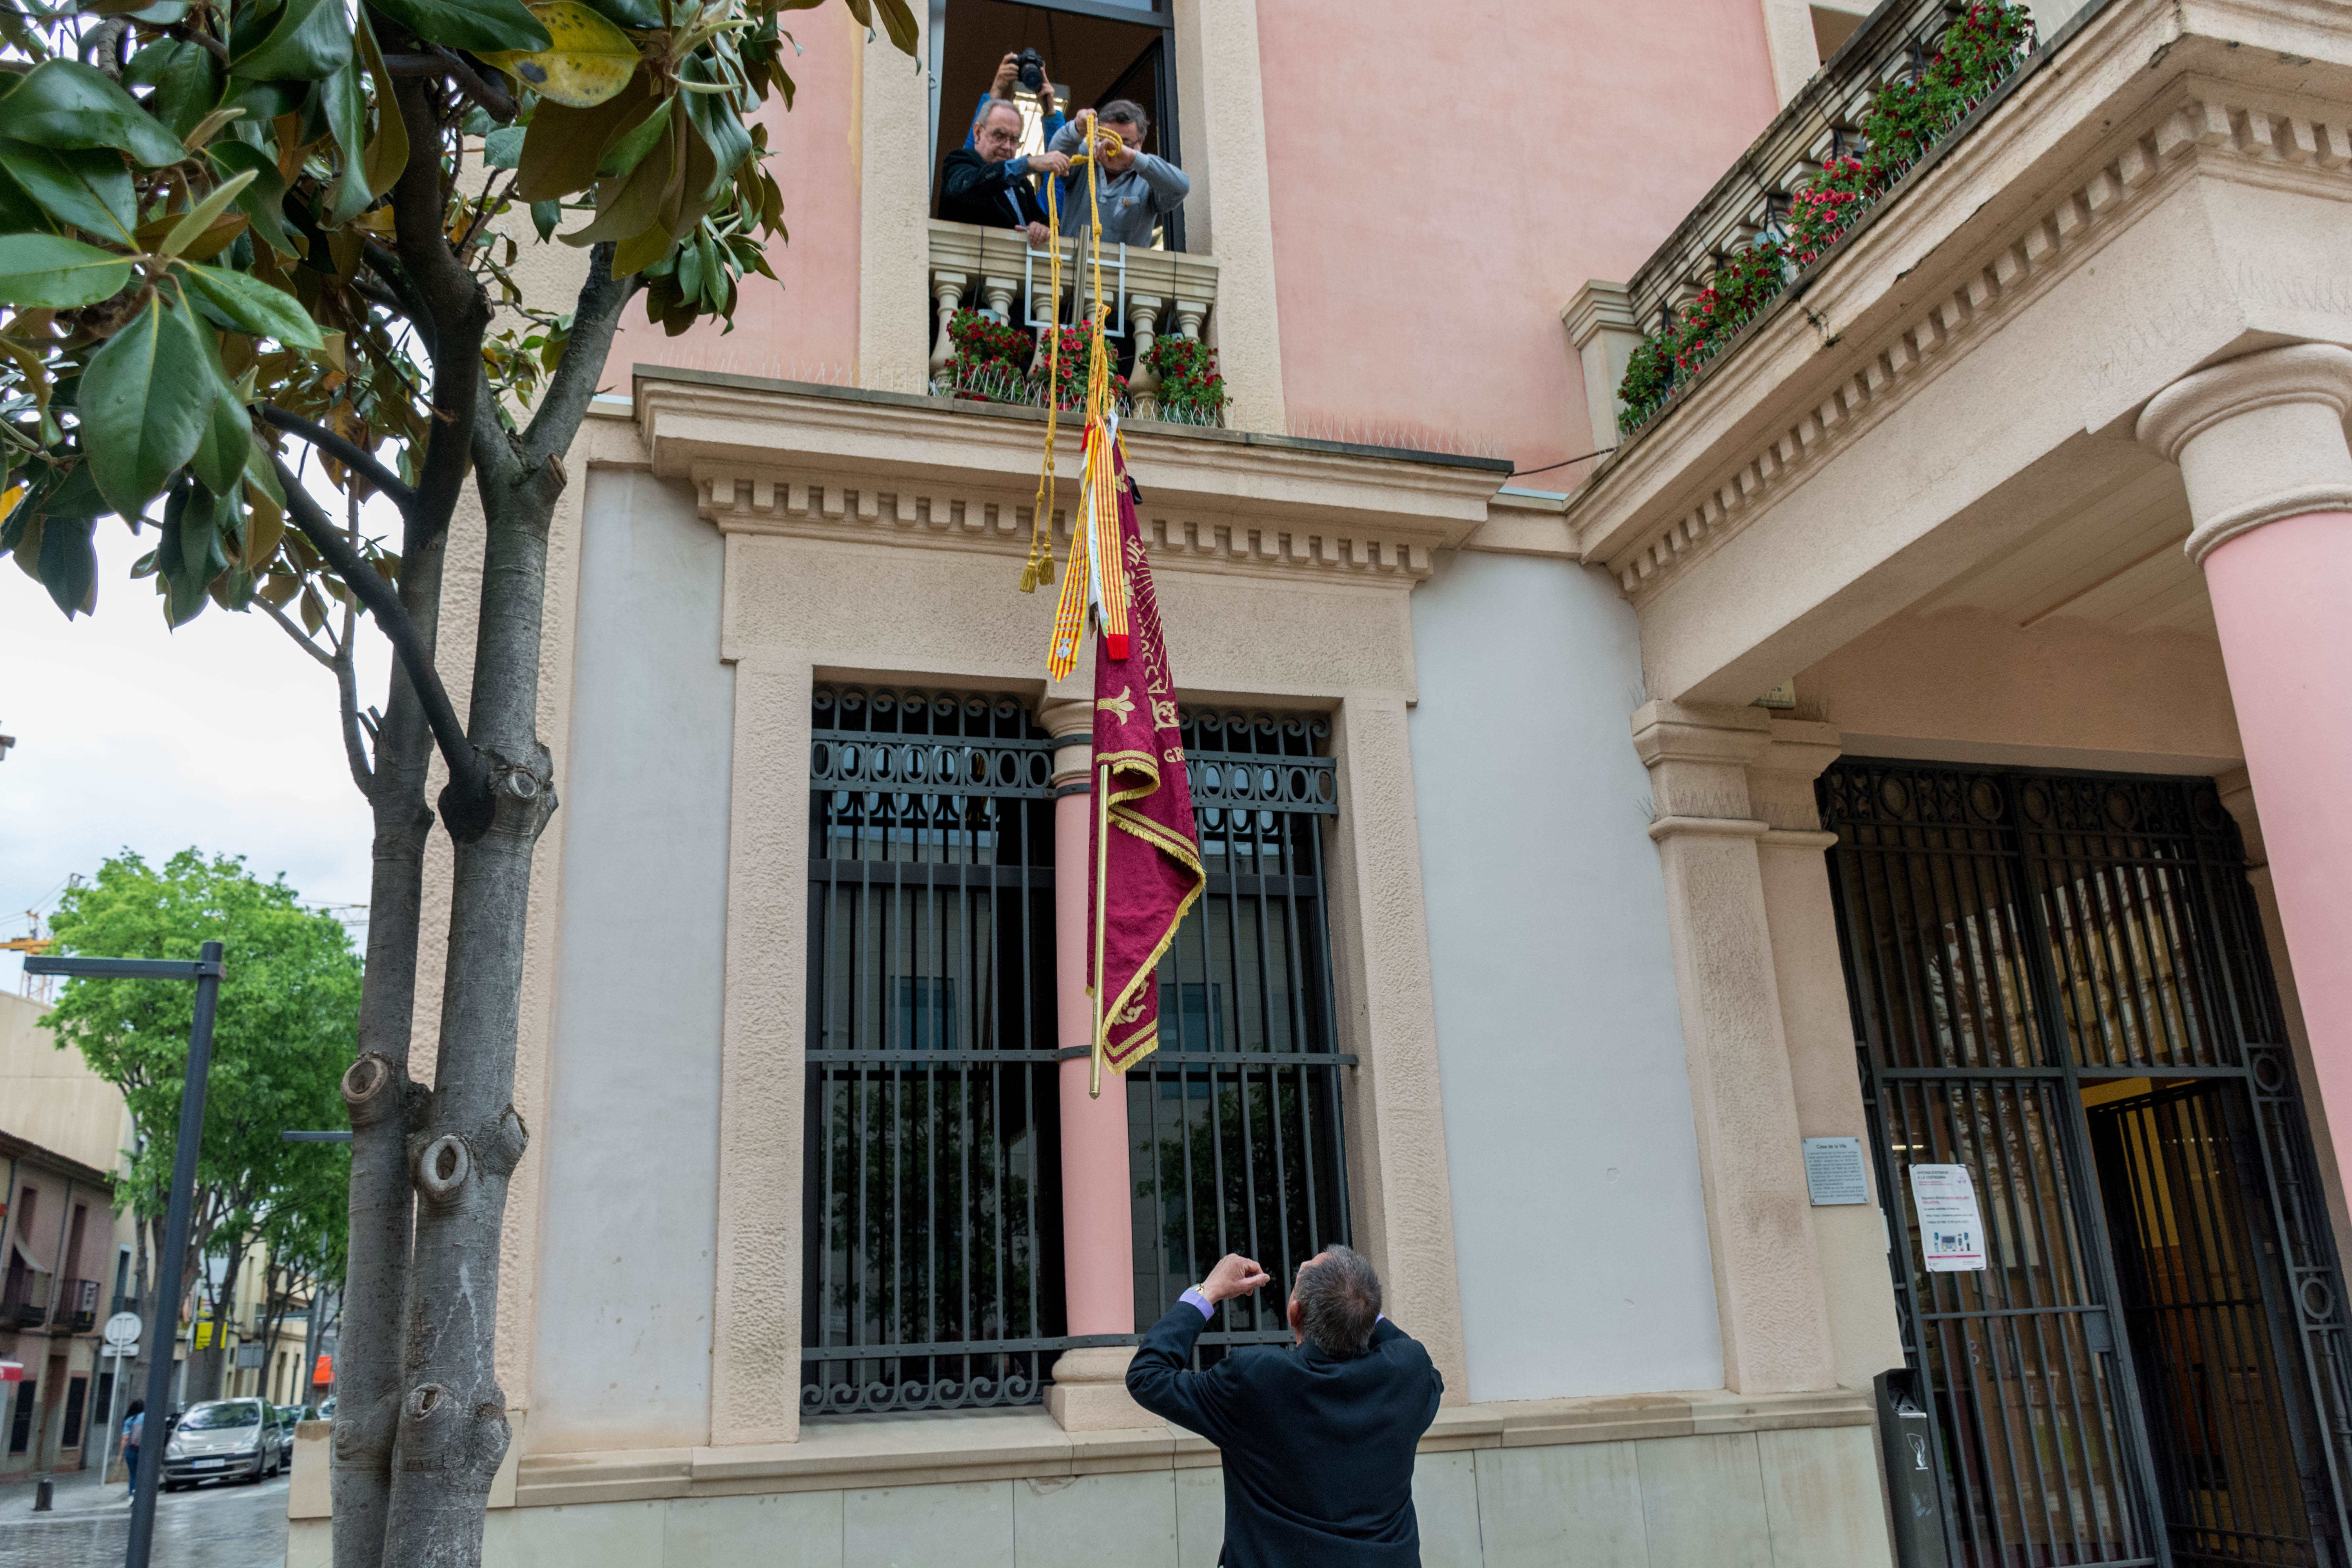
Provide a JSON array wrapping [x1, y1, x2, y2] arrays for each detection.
[[1015, 48, 1047, 95]]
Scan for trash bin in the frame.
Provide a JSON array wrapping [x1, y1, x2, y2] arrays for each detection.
[[1875, 1367, 1952, 1568]]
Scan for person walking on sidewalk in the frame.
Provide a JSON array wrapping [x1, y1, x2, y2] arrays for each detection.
[[120, 1400, 144, 1499]]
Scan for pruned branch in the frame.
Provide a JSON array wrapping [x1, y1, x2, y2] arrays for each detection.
[[272, 452, 483, 812], [261, 406, 417, 513]]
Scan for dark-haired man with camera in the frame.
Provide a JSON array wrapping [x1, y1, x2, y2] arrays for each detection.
[[1126, 1247, 1444, 1567]]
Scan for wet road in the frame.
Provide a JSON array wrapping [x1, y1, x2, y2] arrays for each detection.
[[0, 1468, 288, 1568]]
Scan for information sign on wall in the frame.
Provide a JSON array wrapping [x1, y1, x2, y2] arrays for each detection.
[[1802, 1137, 1870, 1205]]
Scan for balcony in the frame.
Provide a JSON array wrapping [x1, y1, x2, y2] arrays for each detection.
[[1, 1267, 53, 1328], [1595, 0, 2063, 444], [926, 219, 1220, 421], [54, 1277, 97, 1334]]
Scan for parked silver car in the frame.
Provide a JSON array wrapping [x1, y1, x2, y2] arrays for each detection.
[[161, 1397, 285, 1489]]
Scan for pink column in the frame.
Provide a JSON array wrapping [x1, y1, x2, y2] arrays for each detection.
[[2141, 343, 2352, 1167], [1037, 697, 1153, 1430]]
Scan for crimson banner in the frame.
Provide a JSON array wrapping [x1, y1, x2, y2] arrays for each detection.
[[1086, 443, 1204, 1087]]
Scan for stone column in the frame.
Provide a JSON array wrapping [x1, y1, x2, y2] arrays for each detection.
[[1747, 718, 1905, 1392], [2138, 343, 2352, 1198], [1632, 700, 1838, 1394], [1037, 693, 1156, 1431]]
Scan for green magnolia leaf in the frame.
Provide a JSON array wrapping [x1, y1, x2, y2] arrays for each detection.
[[33, 462, 108, 524], [514, 73, 650, 201], [680, 62, 750, 202], [0, 140, 137, 244], [530, 199, 560, 241], [205, 141, 298, 256], [352, 9, 408, 201], [0, 60, 188, 169], [147, 32, 224, 140], [0, 234, 135, 309], [162, 170, 257, 257], [192, 386, 249, 495], [231, 0, 354, 82], [594, 90, 671, 180], [36, 510, 96, 617], [365, 0, 551, 56], [179, 263, 324, 349], [844, 0, 918, 55], [579, 0, 659, 25], [80, 294, 212, 516], [479, 2, 639, 109], [155, 479, 230, 626], [483, 125, 526, 170], [0, 170, 51, 236], [321, 63, 371, 223]]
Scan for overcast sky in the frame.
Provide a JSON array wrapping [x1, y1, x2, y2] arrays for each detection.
[[0, 515, 392, 992]]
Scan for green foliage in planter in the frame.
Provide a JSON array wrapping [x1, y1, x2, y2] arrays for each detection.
[[1613, 0, 2035, 437], [941, 307, 1035, 401], [1143, 336, 1225, 424]]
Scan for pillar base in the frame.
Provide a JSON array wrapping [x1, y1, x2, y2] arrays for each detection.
[[1045, 1347, 1159, 1432]]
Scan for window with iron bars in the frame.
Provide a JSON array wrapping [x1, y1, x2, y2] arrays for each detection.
[[801, 693, 1351, 1416]]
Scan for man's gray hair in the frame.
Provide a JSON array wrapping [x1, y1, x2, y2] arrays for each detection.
[[1097, 98, 1151, 137], [1294, 1246, 1381, 1358], [973, 98, 1023, 136]]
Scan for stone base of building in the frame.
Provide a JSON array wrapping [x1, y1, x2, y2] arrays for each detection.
[[287, 1388, 1890, 1567]]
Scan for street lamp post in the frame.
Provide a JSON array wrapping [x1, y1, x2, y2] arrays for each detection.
[[26, 941, 224, 1568]]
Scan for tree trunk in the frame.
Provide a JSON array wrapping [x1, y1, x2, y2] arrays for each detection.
[[330, 534, 448, 1568], [376, 454, 558, 1568]]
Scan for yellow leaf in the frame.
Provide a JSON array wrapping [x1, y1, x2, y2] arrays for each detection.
[[0, 484, 24, 528], [482, 3, 641, 110], [242, 475, 285, 571], [355, 9, 410, 200]]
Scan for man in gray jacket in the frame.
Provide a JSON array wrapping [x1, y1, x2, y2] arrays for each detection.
[[1049, 102, 1189, 248]]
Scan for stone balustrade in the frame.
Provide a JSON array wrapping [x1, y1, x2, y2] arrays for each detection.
[[927, 219, 1219, 418]]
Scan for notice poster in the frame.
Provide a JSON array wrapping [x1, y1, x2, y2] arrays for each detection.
[[1910, 1163, 1987, 1272]]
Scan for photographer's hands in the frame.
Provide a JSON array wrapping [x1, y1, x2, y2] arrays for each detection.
[[1198, 1253, 1272, 1305]]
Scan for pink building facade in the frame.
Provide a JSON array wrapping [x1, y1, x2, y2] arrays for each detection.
[[292, 2, 2352, 1564]]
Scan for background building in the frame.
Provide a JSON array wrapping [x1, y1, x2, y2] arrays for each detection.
[[1, 989, 139, 1484], [286, 1, 2352, 1564]]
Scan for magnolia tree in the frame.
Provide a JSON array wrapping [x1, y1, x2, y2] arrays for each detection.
[[0, 2, 913, 1563]]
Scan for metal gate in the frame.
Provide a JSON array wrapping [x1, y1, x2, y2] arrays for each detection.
[[1820, 760, 2352, 1568]]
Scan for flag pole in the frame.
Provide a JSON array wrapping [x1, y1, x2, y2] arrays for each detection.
[[1091, 754, 1112, 1098]]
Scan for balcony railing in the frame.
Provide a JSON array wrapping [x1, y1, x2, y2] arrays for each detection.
[[1, 1268, 53, 1328], [54, 1277, 97, 1333], [927, 219, 1220, 421], [1613, 0, 2083, 438]]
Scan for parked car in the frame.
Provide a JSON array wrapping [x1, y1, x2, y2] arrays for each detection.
[[160, 1397, 284, 1489], [271, 1405, 301, 1466]]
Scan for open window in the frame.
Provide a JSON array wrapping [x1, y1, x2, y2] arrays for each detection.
[[927, 0, 1184, 251]]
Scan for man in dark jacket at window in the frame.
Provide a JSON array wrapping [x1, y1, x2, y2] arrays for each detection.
[[940, 98, 1068, 247], [1127, 1247, 1444, 1567]]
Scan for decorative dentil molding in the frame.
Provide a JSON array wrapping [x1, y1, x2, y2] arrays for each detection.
[[1597, 85, 2352, 605], [691, 464, 1441, 583]]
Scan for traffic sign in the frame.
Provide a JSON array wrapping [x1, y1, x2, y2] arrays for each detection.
[[103, 1312, 141, 1347]]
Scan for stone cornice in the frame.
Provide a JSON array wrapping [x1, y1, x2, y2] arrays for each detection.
[[1563, 0, 2352, 607], [635, 368, 1511, 587]]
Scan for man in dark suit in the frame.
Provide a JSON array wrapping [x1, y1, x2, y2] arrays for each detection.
[[939, 99, 1067, 247], [1126, 1246, 1444, 1567]]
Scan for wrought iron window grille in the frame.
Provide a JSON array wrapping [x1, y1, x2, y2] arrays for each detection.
[[800, 694, 1354, 1416]]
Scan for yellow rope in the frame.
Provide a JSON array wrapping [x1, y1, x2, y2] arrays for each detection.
[[1042, 122, 1131, 679]]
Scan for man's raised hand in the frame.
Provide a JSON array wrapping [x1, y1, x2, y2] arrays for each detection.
[[1200, 1254, 1272, 1305], [992, 53, 1022, 98]]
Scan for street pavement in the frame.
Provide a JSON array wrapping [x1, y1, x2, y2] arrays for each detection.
[[0, 1460, 288, 1568]]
